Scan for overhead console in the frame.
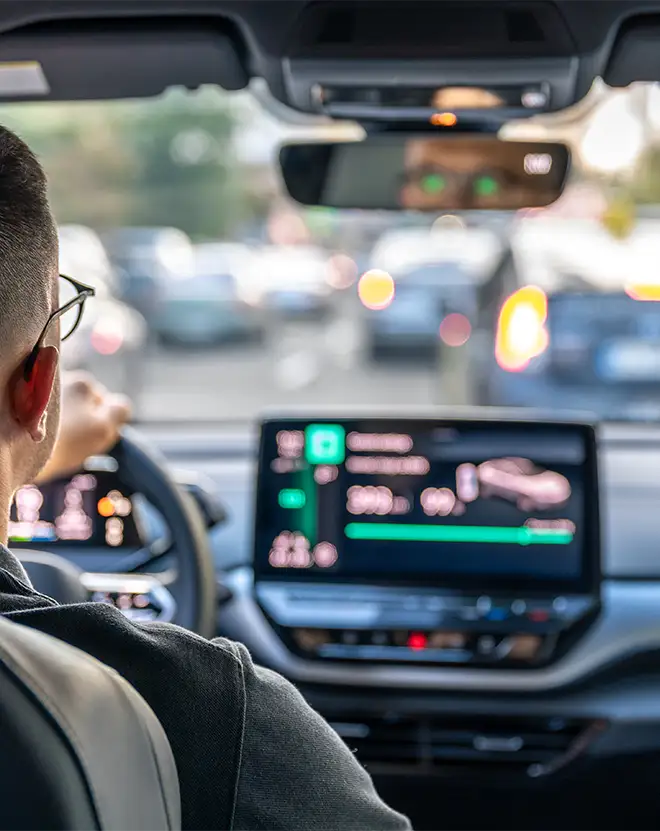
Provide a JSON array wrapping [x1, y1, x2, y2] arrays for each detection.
[[280, 1, 600, 121], [253, 416, 600, 671]]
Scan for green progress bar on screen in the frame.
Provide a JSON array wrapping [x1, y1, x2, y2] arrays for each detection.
[[344, 523, 574, 546]]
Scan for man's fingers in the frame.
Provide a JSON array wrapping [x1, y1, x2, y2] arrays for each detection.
[[65, 370, 96, 396], [65, 371, 109, 403], [107, 394, 132, 426], [95, 395, 132, 449]]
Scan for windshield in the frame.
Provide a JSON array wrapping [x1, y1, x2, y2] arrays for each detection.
[[5, 82, 660, 423]]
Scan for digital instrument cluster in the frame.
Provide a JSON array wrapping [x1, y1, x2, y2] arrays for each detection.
[[254, 417, 600, 669], [9, 469, 142, 549]]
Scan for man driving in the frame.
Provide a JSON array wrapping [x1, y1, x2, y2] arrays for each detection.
[[0, 126, 410, 830]]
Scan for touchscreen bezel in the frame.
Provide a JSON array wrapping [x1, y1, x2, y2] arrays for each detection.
[[253, 415, 601, 595]]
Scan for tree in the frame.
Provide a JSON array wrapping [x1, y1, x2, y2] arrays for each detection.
[[0, 87, 265, 239]]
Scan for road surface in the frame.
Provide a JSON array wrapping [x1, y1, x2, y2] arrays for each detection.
[[132, 299, 467, 421]]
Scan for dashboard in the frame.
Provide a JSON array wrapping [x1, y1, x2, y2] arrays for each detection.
[[253, 417, 599, 672], [9, 466, 142, 550], [18, 416, 660, 830]]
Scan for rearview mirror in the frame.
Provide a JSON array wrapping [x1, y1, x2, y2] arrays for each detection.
[[280, 134, 570, 211]]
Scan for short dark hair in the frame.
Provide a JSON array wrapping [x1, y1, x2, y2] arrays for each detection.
[[0, 125, 58, 348]]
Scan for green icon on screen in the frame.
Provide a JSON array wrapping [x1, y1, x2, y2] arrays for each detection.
[[278, 488, 306, 509], [305, 424, 346, 464]]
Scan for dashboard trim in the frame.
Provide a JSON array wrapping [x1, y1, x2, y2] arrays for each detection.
[[223, 571, 660, 692], [80, 572, 177, 623]]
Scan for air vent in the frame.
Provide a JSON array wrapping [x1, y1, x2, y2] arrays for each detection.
[[290, 1, 574, 59], [329, 715, 605, 775]]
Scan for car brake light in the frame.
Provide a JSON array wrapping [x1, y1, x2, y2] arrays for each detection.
[[625, 283, 660, 302], [495, 285, 549, 372]]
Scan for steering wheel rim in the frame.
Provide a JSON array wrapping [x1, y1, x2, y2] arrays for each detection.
[[110, 425, 217, 638]]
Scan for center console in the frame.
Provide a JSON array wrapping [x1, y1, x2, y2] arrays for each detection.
[[253, 416, 600, 669]]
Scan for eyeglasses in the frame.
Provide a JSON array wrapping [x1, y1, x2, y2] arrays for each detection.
[[24, 274, 96, 381], [400, 165, 513, 198]]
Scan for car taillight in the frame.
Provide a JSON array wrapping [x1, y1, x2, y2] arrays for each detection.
[[625, 282, 660, 302], [495, 285, 549, 372]]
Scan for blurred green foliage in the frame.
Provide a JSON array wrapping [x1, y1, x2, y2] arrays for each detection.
[[0, 87, 265, 239], [629, 146, 660, 205]]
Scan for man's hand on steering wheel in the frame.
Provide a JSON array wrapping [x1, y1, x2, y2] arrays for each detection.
[[20, 372, 217, 636], [36, 371, 132, 483]]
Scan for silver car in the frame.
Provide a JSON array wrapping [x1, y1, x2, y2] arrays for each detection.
[[152, 242, 264, 346]]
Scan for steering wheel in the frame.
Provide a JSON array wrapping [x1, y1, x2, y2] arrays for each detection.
[[18, 426, 218, 639]]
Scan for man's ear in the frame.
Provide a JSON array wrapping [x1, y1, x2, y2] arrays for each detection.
[[10, 346, 59, 442]]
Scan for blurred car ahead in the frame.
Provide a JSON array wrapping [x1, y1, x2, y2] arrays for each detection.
[[249, 245, 334, 318], [101, 226, 194, 324], [365, 260, 476, 360], [58, 225, 148, 400], [365, 225, 502, 361], [152, 242, 264, 346], [485, 286, 660, 420], [472, 215, 660, 419]]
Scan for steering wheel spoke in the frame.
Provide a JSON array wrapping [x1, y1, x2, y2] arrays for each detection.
[[80, 571, 177, 623]]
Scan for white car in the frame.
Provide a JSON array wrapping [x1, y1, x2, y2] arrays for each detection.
[[248, 245, 334, 318], [58, 225, 148, 399]]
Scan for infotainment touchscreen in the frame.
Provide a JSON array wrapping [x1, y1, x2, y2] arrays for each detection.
[[254, 418, 599, 592]]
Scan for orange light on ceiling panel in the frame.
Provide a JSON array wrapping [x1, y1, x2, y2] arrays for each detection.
[[625, 282, 660, 302], [432, 87, 504, 110], [495, 285, 549, 372], [430, 112, 458, 127]]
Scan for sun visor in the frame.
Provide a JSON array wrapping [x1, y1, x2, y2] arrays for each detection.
[[0, 18, 249, 101], [605, 15, 660, 87]]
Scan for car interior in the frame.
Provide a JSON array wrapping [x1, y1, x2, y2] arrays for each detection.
[[6, 1, 660, 829]]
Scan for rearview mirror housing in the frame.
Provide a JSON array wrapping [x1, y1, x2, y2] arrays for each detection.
[[280, 133, 570, 212]]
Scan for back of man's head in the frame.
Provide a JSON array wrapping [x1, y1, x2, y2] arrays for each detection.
[[0, 126, 61, 502], [0, 126, 58, 372]]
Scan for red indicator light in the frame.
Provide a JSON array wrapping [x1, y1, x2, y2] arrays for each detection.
[[407, 632, 427, 651], [528, 610, 550, 623]]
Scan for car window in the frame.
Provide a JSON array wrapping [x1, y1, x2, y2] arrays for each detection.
[[3, 83, 660, 422]]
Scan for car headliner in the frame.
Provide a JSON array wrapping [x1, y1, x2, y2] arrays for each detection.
[[0, 1, 659, 109]]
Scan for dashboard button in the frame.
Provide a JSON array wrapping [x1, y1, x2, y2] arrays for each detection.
[[486, 607, 509, 622], [293, 628, 330, 652], [341, 630, 360, 645], [508, 635, 542, 660], [477, 635, 497, 655], [370, 631, 389, 646], [425, 596, 444, 612], [511, 599, 527, 616], [428, 631, 466, 649]]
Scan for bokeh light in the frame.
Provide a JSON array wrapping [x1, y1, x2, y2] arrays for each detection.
[[580, 94, 644, 173], [432, 214, 466, 231], [326, 253, 358, 289], [430, 112, 458, 127], [439, 313, 472, 347], [358, 269, 395, 310], [495, 285, 549, 372], [625, 282, 660, 302]]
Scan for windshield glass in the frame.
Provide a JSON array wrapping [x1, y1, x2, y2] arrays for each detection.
[[5, 82, 660, 423]]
